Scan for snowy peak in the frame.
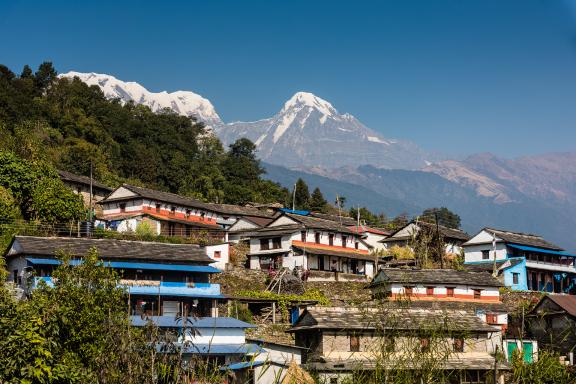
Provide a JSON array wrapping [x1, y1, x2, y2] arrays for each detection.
[[281, 91, 337, 116], [59, 71, 223, 129]]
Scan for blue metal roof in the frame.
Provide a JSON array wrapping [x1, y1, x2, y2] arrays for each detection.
[[220, 360, 266, 371], [130, 316, 256, 329], [508, 244, 576, 258], [279, 208, 310, 216], [25, 258, 220, 273], [124, 284, 224, 298], [155, 343, 263, 355]]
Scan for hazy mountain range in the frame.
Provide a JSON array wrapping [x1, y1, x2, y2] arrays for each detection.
[[61, 71, 576, 250]]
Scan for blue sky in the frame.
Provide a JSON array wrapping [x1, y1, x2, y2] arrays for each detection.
[[2, 0, 576, 157]]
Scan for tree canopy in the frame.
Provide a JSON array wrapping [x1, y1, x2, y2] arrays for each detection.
[[420, 207, 461, 229]]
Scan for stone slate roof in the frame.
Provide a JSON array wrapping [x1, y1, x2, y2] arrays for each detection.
[[58, 170, 113, 192], [368, 268, 503, 288], [467, 227, 562, 251], [285, 213, 357, 234], [243, 224, 304, 238], [376, 298, 508, 313], [309, 212, 357, 226], [382, 221, 470, 243], [292, 244, 374, 261], [103, 184, 274, 218], [6, 236, 212, 264], [288, 307, 499, 333]]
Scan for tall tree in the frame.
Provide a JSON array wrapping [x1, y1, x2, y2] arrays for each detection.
[[293, 178, 310, 210], [309, 187, 328, 212], [34, 61, 57, 92], [420, 207, 461, 229]]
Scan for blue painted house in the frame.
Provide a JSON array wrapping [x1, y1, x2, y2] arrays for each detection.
[[4, 236, 224, 317], [463, 228, 576, 294]]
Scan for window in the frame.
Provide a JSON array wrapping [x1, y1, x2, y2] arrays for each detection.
[[260, 239, 270, 250], [342, 235, 347, 248], [486, 314, 497, 324], [200, 211, 206, 220], [404, 286, 413, 296], [426, 286, 434, 296], [170, 206, 176, 216], [355, 242, 359, 249], [119, 203, 126, 213], [473, 289, 482, 300], [155, 203, 161, 213], [512, 273, 519, 285], [482, 250, 489, 260], [350, 335, 360, 352], [315, 232, 320, 244], [420, 338, 430, 352], [329, 234, 334, 246], [213, 251, 221, 259], [453, 337, 464, 352], [13, 269, 18, 284], [301, 231, 306, 242], [446, 287, 454, 297], [185, 209, 191, 218], [272, 237, 282, 249]]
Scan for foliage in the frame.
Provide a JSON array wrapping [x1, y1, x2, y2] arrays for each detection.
[[309, 187, 328, 212], [387, 245, 415, 260], [420, 207, 461, 229], [0, 62, 294, 207], [0, 186, 20, 222], [349, 206, 387, 227], [135, 220, 156, 239], [511, 350, 575, 384], [0, 248, 148, 383], [0, 150, 84, 223], [386, 212, 409, 230], [236, 288, 331, 317], [293, 178, 311, 210], [229, 241, 250, 267], [229, 301, 254, 323]]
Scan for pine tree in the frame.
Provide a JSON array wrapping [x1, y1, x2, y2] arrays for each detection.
[[34, 61, 57, 92], [309, 187, 328, 212], [20, 65, 33, 79]]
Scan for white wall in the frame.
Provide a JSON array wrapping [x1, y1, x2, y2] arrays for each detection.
[[205, 243, 229, 270], [183, 327, 246, 345], [464, 243, 507, 263]]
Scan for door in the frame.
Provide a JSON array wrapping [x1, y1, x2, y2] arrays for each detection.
[[318, 255, 325, 270], [507, 341, 518, 361], [523, 342, 533, 363]]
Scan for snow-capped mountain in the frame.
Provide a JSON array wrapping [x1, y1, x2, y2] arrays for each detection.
[[216, 92, 432, 169], [59, 72, 223, 129]]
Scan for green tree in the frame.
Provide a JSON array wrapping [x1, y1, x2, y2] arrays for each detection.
[[34, 61, 58, 92], [309, 187, 328, 212], [0, 186, 21, 222], [420, 207, 461, 229], [0, 248, 148, 383], [20, 65, 33, 79], [293, 178, 310, 210], [349, 206, 387, 227], [222, 138, 264, 204]]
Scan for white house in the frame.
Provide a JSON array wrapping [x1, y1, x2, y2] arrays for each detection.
[[238, 212, 375, 281], [380, 221, 470, 255]]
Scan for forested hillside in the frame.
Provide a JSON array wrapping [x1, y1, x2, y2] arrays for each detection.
[[0, 62, 290, 207]]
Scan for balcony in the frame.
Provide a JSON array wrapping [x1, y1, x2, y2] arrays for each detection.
[[31, 277, 223, 298], [525, 261, 576, 274]]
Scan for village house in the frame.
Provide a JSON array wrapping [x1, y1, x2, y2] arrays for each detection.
[[463, 228, 576, 294], [4, 236, 224, 317], [527, 294, 576, 365], [58, 169, 113, 213], [347, 224, 390, 252], [380, 221, 470, 255], [288, 306, 507, 384], [234, 212, 375, 281], [367, 268, 509, 332]]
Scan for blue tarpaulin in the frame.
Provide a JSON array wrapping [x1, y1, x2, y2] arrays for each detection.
[[279, 208, 310, 216], [26, 258, 221, 273], [508, 244, 576, 258], [220, 360, 266, 371]]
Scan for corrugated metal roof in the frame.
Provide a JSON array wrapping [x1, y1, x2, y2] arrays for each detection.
[[508, 244, 576, 258], [26, 258, 220, 273], [545, 295, 576, 318], [220, 361, 266, 371], [130, 316, 256, 329]]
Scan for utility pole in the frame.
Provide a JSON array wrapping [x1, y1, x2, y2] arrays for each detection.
[[292, 183, 297, 211], [434, 210, 444, 269], [492, 231, 498, 277]]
